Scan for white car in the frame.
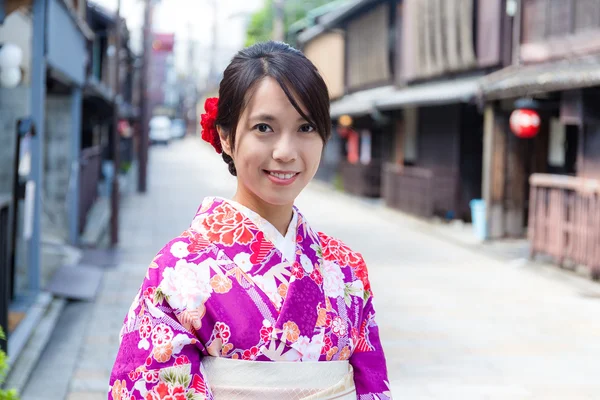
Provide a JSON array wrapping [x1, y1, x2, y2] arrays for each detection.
[[149, 116, 172, 145], [170, 118, 186, 139]]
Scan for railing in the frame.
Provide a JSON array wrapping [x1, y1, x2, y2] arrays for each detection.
[[339, 159, 382, 198], [383, 164, 460, 219], [79, 146, 102, 233], [383, 164, 434, 218], [529, 174, 600, 279], [0, 194, 11, 350]]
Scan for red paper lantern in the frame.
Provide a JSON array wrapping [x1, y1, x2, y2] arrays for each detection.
[[509, 108, 541, 138]]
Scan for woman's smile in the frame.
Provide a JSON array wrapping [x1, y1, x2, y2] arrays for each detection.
[[264, 170, 300, 186]]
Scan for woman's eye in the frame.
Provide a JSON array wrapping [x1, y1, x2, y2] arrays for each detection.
[[300, 124, 315, 133], [254, 123, 272, 133]]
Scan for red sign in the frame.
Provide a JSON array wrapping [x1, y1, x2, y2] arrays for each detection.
[[152, 33, 175, 53], [510, 108, 540, 139]]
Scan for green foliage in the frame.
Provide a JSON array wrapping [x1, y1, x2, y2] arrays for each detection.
[[245, 0, 274, 47], [245, 0, 338, 47], [0, 327, 19, 400]]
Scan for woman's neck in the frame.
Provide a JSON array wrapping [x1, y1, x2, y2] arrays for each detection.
[[232, 191, 293, 236]]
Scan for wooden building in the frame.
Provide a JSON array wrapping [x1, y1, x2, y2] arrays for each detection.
[[298, 0, 397, 197], [480, 0, 600, 276]]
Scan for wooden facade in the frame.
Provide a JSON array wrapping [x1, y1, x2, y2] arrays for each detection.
[[303, 31, 346, 99], [382, 0, 500, 221], [521, 0, 600, 64], [480, 0, 600, 282], [529, 173, 600, 279], [346, 2, 393, 90], [384, 104, 483, 220]]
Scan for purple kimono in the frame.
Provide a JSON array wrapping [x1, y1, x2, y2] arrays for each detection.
[[109, 197, 391, 399]]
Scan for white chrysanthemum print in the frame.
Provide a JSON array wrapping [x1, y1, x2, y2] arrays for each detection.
[[300, 254, 314, 274], [291, 332, 325, 362], [233, 252, 253, 272], [321, 260, 345, 299], [170, 241, 190, 259], [160, 259, 213, 310]]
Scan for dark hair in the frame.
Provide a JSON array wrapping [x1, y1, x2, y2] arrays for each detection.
[[215, 41, 331, 176]]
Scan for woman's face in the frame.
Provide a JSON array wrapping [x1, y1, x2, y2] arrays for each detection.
[[221, 77, 324, 209]]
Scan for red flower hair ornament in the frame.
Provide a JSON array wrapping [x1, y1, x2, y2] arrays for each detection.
[[200, 97, 222, 154]]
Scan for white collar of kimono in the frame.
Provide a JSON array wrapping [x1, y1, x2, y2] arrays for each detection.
[[213, 197, 298, 263]]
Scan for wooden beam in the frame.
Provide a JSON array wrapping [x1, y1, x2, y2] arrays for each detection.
[[483, 104, 507, 239]]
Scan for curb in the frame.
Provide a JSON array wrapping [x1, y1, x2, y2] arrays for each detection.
[[5, 293, 67, 393]]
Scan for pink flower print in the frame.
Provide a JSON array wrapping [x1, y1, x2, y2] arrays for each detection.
[[128, 370, 141, 381], [260, 325, 273, 342], [151, 323, 174, 347], [145, 356, 152, 367], [139, 316, 152, 339], [174, 355, 191, 366], [143, 369, 160, 383], [321, 260, 345, 298], [325, 314, 333, 328], [242, 346, 260, 360], [143, 287, 156, 302], [144, 382, 186, 400], [331, 317, 347, 337], [214, 322, 231, 344], [310, 269, 323, 285], [291, 262, 304, 279], [321, 336, 333, 355], [351, 327, 359, 343]]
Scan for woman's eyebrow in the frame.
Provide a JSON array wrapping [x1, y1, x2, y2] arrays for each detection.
[[249, 113, 277, 122]]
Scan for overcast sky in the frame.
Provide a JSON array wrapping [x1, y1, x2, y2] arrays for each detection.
[[93, 0, 264, 78]]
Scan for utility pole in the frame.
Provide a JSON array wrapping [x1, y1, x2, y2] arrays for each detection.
[[138, 0, 151, 193], [272, 0, 285, 42], [111, 0, 122, 245]]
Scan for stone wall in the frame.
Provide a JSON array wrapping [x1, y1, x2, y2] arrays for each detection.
[[43, 94, 73, 241]]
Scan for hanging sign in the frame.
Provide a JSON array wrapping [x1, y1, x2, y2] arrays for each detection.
[[510, 108, 541, 138]]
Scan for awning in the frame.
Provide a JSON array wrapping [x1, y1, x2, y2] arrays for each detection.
[[375, 76, 482, 110], [297, 0, 379, 45], [329, 85, 396, 118], [481, 57, 600, 100]]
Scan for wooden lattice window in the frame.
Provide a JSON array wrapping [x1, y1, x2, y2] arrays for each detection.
[[521, 0, 547, 43], [574, 0, 600, 33], [546, 0, 573, 37]]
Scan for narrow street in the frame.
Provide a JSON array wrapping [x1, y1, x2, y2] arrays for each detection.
[[23, 137, 600, 400]]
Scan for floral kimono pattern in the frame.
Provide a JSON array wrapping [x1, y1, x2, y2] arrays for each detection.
[[109, 197, 391, 400]]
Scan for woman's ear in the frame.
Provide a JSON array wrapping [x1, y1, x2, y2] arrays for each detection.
[[217, 126, 232, 157]]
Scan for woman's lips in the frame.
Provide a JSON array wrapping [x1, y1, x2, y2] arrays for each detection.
[[264, 170, 300, 186]]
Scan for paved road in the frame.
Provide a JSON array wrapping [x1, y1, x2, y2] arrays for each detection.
[[23, 137, 600, 399]]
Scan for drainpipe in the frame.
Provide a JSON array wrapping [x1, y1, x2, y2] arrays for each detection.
[[26, 0, 47, 295]]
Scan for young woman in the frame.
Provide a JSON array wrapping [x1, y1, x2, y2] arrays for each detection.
[[109, 41, 391, 400]]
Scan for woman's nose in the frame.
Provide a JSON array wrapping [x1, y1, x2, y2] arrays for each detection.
[[272, 134, 298, 163]]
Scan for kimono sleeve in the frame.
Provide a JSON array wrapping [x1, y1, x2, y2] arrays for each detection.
[[108, 239, 211, 400], [349, 268, 392, 399]]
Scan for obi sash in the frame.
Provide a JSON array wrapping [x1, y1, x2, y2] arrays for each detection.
[[202, 357, 356, 399]]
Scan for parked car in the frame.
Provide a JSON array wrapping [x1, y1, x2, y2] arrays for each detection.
[[170, 118, 186, 140], [149, 116, 172, 145]]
